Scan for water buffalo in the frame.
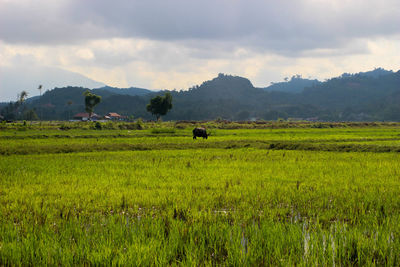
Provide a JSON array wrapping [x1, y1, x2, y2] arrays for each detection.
[[193, 127, 209, 139]]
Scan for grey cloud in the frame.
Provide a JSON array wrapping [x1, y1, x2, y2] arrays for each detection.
[[1, 0, 399, 55], [64, 0, 400, 53], [0, 0, 114, 44]]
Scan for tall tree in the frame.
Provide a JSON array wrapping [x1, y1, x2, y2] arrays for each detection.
[[18, 90, 28, 105], [38, 85, 43, 120], [38, 85, 43, 96], [67, 100, 73, 120], [24, 109, 39, 121], [16, 91, 29, 119], [83, 90, 101, 119], [146, 92, 173, 120]]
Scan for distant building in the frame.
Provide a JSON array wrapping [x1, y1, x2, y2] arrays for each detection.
[[73, 112, 100, 121], [305, 117, 319, 122], [288, 117, 304, 122], [105, 112, 126, 121]]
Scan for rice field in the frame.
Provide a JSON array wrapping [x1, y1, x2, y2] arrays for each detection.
[[1, 122, 400, 265]]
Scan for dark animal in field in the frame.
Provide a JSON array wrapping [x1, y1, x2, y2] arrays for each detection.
[[193, 127, 209, 139]]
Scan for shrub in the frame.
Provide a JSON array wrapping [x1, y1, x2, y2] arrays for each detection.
[[136, 118, 144, 130], [95, 122, 102, 130], [103, 121, 117, 130], [59, 124, 71, 130]]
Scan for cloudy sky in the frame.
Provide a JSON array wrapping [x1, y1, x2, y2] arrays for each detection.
[[1, 0, 399, 101]]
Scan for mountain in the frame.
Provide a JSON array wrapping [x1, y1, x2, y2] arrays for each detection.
[[171, 70, 400, 121], [165, 73, 326, 120], [261, 75, 320, 93], [0, 66, 105, 102], [94, 86, 155, 96], [341, 67, 394, 79], [301, 70, 400, 108], [175, 73, 265, 102], [2, 68, 400, 121], [184, 73, 260, 97]]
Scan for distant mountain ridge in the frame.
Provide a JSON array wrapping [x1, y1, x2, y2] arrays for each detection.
[[261, 75, 321, 93], [345, 67, 394, 79], [94, 86, 156, 96]]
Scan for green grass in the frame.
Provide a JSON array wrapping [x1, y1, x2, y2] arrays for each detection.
[[1, 123, 400, 265], [3, 127, 400, 155]]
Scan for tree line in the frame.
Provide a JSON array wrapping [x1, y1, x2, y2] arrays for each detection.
[[0, 88, 173, 122], [79, 90, 173, 121]]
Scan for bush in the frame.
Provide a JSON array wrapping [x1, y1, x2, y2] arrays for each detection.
[[125, 123, 138, 130], [103, 121, 117, 130], [95, 122, 102, 130], [136, 118, 144, 130], [59, 124, 71, 130]]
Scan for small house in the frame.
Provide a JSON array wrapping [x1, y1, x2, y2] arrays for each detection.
[[73, 112, 100, 121], [106, 112, 124, 121]]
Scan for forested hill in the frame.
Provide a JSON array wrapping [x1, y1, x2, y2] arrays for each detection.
[[94, 86, 155, 96], [2, 68, 400, 121], [261, 75, 320, 93]]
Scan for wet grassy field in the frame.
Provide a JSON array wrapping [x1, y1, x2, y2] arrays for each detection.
[[1, 122, 400, 265]]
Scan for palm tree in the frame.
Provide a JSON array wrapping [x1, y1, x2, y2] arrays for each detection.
[[38, 85, 43, 96], [16, 91, 28, 120], [67, 100, 73, 120], [38, 85, 43, 120], [18, 91, 28, 105]]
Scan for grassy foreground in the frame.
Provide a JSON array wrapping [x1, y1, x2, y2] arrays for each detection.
[[1, 122, 400, 265]]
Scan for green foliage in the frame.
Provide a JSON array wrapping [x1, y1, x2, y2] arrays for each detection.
[[0, 102, 18, 121], [94, 121, 102, 130], [59, 123, 72, 130], [136, 118, 144, 130], [24, 109, 39, 121], [83, 90, 102, 118], [118, 123, 138, 130], [103, 121, 118, 130], [146, 93, 173, 120], [18, 90, 28, 105], [215, 117, 223, 123]]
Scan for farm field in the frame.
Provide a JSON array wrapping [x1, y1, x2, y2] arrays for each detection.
[[1, 122, 400, 265]]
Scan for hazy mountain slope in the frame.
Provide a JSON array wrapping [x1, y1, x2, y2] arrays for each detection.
[[0, 66, 105, 102]]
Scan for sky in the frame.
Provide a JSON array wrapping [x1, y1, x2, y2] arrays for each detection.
[[1, 0, 400, 101]]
